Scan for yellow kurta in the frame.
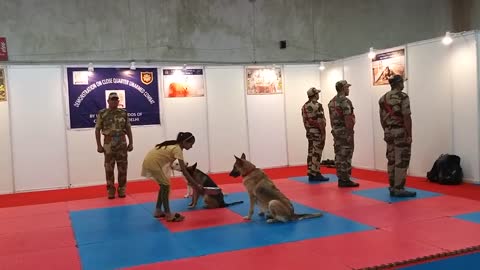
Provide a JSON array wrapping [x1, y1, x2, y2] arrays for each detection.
[[141, 144, 184, 185]]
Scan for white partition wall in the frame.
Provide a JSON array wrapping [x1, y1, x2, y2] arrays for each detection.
[[319, 32, 480, 183], [0, 67, 13, 194], [205, 66, 249, 172], [8, 66, 69, 191], [162, 70, 210, 172], [65, 66, 167, 187], [0, 100, 13, 194], [451, 33, 479, 181], [66, 126, 166, 187], [66, 130, 105, 187], [2, 30, 480, 194], [407, 40, 453, 177], [126, 126, 166, 179], [246, 67, 288, 168], [319, 61, 344, 161], [343, 56, 376, 170], [284, 65, 321, 166]]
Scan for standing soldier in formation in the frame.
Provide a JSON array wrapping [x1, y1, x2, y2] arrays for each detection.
[[379, 75, 416, 197], [95, 92, 134, 199], [328, 80, 359, 188], [302, 87, 329, 182]]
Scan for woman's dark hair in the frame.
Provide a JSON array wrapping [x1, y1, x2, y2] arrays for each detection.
[[156, 132, 195, 149]]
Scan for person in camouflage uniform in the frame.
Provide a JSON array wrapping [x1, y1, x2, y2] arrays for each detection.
[[95, 92, 134, 199], [328, 80, 359, 188], [379, 75, 416, 197], [302, 87, 329, 181]]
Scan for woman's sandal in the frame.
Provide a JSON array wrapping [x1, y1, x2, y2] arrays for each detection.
[[153, 210, 166, 218], [166, 213, 185, 222]]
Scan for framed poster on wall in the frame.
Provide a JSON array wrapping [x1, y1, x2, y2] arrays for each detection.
[[66, 67, 160, 129], [162, 67, 205, 98], [0, 37, 7, 61], [372, 48, 406, 86], [246, 66, 283, 95], [0, 68, 6, 102]]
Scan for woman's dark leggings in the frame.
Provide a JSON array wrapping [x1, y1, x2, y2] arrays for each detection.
[[156, 184, 170, 213]]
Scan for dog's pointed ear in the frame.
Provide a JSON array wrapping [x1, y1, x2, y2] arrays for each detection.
[[241, 153, 246, 159], [192, 162, 197, 170], [234, 155, 240, 161]]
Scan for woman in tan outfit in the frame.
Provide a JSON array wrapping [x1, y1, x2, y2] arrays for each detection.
[[141, 132, 200, 222]]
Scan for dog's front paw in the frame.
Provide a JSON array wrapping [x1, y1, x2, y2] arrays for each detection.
[[266, 218, 276, 223], [243, 216, 252, 220]]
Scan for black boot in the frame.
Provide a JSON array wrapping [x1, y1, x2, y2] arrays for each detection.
[[338, 179, 359, 188], [390, 189, 416, 197], [308, 174, 330, 182]]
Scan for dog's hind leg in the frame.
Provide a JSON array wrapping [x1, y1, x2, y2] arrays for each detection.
[[203, 195, 220, 209], [268, 200, 294, 223]]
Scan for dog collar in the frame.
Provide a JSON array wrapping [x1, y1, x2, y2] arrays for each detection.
[[242, 167, 256, 177]]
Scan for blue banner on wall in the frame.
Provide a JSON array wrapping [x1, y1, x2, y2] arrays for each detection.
[[67, 67, 160, 129]]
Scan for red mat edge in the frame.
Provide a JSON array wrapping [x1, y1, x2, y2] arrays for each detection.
[[1, 166, 479, 208]]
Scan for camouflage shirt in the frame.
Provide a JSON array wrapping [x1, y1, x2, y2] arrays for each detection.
[[328, 94, 355, 129], [379, 89, 411, 128], [95, 108, 131, 136], [302, 100, 326, 140]]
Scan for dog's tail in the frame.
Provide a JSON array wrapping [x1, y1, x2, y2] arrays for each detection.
[[224, 201, 244, 207], [294, 212, 323, 221]]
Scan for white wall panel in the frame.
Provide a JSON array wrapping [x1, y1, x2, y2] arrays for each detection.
[[67, 125, 165, 187], [246, 66, 288, 168], [284, 65, 321, 166], [8, 66, 69, 191], [451, 33, 479, 182], [162, 68, 210, 172], [0, 66, 13, 194], [407, 41, 453, 177], [205, 66, 249, 172], [343, 56, 376, 170]]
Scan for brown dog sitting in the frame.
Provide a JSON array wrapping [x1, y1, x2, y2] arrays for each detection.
[[229, 153, 323, 223], [173, 161, 243, 209]]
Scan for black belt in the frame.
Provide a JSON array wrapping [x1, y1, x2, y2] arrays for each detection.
[[104, 134, 125, 137], [386, 125, 403, 128]]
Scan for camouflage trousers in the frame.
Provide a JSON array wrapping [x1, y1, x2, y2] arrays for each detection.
[[384, 128, 411, 190], [332, 129, 354, 181], [103, 135, 128, 190], [307, 139, 325, 176]]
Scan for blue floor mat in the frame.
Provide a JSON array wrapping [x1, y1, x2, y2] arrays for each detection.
[[400, 252, 480, 269], [71, 192, 374, 270], [352, 187, 442, 203], [454, 211, 480, 224]]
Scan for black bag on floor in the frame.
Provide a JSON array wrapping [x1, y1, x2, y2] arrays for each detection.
[[427, 154, 463, 185]]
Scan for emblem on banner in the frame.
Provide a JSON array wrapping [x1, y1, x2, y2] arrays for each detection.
[[141, 72, 153, 85]]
